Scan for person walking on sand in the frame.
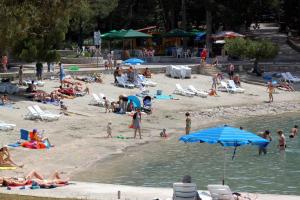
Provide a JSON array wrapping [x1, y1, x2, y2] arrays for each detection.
[[133, 109, 142, 139], [185, 112, 191, 135], [258, 130, 272, 155], [18, 65, 23, 85], [211, 74, 217, 90], [267, 82, 275, 103], [290, 125, 298, 138], [277, 130, 286, 151], [106, 122, 112, 138]]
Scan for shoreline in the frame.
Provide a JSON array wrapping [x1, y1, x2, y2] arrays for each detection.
[[1, 181, 300, 200]]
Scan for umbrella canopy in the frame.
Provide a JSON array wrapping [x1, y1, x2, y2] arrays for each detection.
[[127, 95, 141, 108], [179, 125, 269, 185], [212, 31, 244, 39], [179, 126, 269, 147], [101, 30, 119, 40], [109, 29, 152, 39], [194, 32, 206, 41], [68, 65, 80, 71], [164, 29, 194, 38], [123, 58, 145, 65]]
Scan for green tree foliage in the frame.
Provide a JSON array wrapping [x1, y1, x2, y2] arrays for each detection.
[[225, 38, 278, 72]]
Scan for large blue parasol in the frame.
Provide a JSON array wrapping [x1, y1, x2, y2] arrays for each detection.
[[179, 125, 270, 184]]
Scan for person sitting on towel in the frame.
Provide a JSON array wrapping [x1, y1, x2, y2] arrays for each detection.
[[29, 129, 52, 147], [0, 146, 23, 168], [143, 67, 152, 78]]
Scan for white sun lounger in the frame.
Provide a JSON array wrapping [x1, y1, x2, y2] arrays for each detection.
[[33, 105, 61, 121], [137, 75, 157, 87], [174, 83, 195, 97], [173, 183, 198, 200], [188, 85, 208, 98], [90, 93, 104, 106], [116, 76, 135, 88], [285, 72, 300, 83], [0, 121, 16, 131], [99, 93, 114, 103], [218, 81, 231, 93], [25, 106, 40, 120], [228, 80, 245, 93], [207, 184, 234, 200]]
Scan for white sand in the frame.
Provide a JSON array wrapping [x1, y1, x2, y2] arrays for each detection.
[[0, 73, 300, 199]]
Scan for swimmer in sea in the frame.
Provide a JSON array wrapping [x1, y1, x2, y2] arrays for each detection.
[[289, 125, 298, 138], [258, 130, 272, 155]]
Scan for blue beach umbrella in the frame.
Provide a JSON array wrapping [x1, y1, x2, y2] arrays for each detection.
[[179, 125, 269, 184], [123, 58, 145, 65]]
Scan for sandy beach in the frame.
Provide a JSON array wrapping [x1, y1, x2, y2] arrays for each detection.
[[1, 72, 300, 199]]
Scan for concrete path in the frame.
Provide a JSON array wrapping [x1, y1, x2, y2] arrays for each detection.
[[0, 182, 299, 200]]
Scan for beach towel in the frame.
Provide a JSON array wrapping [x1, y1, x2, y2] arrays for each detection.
[[21, 141, 47, 149], [0, 166, 17, 170], [154, 94, 174, 100], [8, 142, 21, 148]]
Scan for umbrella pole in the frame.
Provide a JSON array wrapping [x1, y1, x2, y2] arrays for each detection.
[[223, 148, 226, 185]]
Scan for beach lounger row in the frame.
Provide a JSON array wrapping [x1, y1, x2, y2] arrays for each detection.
[[174, 83, 208, 97], [218, 80, 245, 93], [0, 120, 16, 131], [281, 72, 300, 83], [25, 105, 61, 121], [173, 183, 240, 200]]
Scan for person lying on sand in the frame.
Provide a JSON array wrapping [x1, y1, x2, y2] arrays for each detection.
[[0, 170, 69, 188], [0, 146, 23, 168], [277, 81, 295, 92]]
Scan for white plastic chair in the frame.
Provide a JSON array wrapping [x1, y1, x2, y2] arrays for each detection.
[[0, 121, 16, 131], [25, 106, 40, 120], [90, 94, 104, 106], [188, 85, 208, 98]]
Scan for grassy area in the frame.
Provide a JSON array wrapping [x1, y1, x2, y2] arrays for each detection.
[[0, 193, 76, 200]]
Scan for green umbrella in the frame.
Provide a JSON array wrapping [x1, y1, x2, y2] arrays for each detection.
[[113, 29, 152, 39], [101, 30, 119, 40], [163, 28, 194, 38]]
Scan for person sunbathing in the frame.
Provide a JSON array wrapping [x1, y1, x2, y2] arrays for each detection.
[[0, 170, 69, 188], [277, 81, 295, 92], [0, 146, 23, 168], [209, 88, 218, 96], [29, 129, 52, 147], [0, 94, 10, 105], [143, 67, 152, 78]]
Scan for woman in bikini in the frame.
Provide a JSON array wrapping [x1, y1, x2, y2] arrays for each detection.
[[0, 146, 23, 168], [0, 170, 69, 188], [277, 130, 286, 151]]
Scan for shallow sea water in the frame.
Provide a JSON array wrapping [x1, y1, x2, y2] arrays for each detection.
[[75, 112, 300, 195]]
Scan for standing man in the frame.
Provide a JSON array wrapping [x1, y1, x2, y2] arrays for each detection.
[[133, 109, 142, 139], [1, 55, 8, 72], [36, 62, 43, 80], [58, 62, 65, 87], [185, 112, 191, 135], [258, 130, 272, 155], [277, 130, 286, 152], [290, 125, 298, 138], [228, 63, 234, 80], [18, 65, 23, 85]]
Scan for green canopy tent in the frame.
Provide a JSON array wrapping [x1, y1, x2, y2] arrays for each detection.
[[102, 29, 152, 56]]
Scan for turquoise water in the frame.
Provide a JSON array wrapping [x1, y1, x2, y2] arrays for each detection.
[[75, 113, 300, 195]]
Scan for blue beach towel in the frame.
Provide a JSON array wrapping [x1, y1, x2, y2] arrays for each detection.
[[154, 94, 174, 100]]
